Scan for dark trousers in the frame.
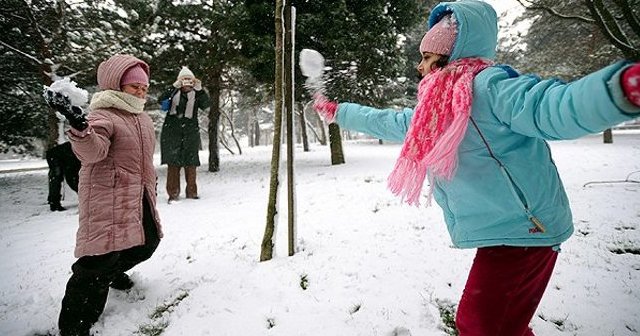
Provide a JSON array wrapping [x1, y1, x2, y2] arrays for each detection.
[[455, 246, 558, 336], [58, 196, 160, 336], [46, 142, 80, 205], [166, 165, 198, 199]]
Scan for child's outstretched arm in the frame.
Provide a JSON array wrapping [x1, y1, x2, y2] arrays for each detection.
[[478, 61, 639, 140], [312, 93, 414, 142]]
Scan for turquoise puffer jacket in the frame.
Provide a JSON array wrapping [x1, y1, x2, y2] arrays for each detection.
[[334, 0, 640, 249]]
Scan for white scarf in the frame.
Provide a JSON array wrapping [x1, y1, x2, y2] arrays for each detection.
[[89, 90, 146, 114], [169, 90, 196, 119]]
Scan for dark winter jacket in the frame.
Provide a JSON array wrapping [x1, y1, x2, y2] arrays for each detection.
[[46, 142, 81, 206], [159, 87, 210, 166]]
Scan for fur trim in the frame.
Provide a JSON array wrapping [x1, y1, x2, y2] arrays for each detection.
[[89, 90, 146, 114]]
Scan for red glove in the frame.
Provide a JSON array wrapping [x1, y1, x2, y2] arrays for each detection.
[[313, 93, 338, 123], [621, 63, 640, 107]]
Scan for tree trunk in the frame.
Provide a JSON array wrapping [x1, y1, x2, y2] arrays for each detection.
[[261, 0, 284, 262], [329, 123, 345, 165], [298, 103, 309, 152], [220, 110, 242, 154], [285, 4, 296, 256], [314, 111, 327, 145], [207, 67, 222, 172], [25, 2, 58, 151], [254, 119, 261, 146], [603, 128, 613, 143], [248, 115, 254, 147]]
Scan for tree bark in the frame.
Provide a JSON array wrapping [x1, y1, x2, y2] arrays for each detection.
[[329, 123, 345, 165], [207, 67, 222, 172], [261, 0, 284, 262], [603, 128, 613, 143], [284, 5, 296, 256], [298, 103, 309, 151]]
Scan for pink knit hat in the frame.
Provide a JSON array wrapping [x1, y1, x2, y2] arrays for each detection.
[[120, 64, 149, 87], [420, 14, 457, 55], [97, 54, 150, 91]]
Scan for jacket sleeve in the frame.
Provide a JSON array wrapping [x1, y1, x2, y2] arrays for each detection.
[[478, 61, 640, 140], [66, 111, 113, 163], [198, 90, 211, 110], [334, 103, 414, 142]]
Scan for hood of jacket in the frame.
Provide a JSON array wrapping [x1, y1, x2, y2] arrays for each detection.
[[97, 54, 150, 91], [428, 0, 498, 61]]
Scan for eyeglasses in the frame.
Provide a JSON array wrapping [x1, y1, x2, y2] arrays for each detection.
[[123, 83, 149, 93]]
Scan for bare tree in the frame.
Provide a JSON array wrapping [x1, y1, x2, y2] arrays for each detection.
[[514, 0, 639, 143]]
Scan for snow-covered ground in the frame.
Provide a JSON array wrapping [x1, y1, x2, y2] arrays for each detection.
[[0, 133, 639, 336]]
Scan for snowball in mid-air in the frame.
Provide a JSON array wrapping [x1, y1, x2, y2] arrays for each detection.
[[47, 78, 89, 106], [299, 49, 325, 79]]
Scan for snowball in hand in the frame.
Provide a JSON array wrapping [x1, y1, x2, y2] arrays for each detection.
[[299, 49, 325, 79], [46, 78, 89, 107]]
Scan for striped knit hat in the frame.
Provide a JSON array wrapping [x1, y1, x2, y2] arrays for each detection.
[[97, 54, 150, 91]]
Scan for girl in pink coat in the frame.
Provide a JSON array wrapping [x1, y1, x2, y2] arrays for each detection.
[[45, 54, 163, 336]]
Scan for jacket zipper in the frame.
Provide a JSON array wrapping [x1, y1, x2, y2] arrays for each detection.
[[470, 117, 547, 233]]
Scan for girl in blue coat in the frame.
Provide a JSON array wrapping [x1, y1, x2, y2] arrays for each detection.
[[313, 1, 640, 335]]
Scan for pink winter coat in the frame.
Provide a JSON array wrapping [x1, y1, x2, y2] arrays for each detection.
[[67, 55, 163, 258]]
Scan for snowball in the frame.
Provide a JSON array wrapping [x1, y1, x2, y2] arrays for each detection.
[[47, 78, 89, 106], [299, 49, 325, 79]]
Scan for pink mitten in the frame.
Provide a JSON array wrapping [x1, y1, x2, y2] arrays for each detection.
[[313, 93, 338, 123], [621, 63, 640, 107]]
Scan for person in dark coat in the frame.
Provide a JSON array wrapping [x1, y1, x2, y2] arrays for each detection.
[[159, 66, 210, 202], [46, 141, 81, 211]]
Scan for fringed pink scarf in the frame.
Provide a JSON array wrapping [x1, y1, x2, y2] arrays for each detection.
[[387, 58, 494, 206]]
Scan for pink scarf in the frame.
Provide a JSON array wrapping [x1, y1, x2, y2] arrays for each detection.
[[387, 58, 494, 206]]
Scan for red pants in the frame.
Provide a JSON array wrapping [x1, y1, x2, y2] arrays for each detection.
[[456, 246, 558, 336]]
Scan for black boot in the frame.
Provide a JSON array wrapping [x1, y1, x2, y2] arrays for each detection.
[[59, 327, 91, 336], [50, 202, 67, 211], [109, 273, 134, 290]]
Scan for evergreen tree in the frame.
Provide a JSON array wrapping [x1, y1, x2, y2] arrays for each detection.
[[143, 0, 253, 171], [0, 0, 153, 152]]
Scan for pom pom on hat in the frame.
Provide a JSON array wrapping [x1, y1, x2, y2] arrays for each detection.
[[120, 64, 149, 87], [420, 14, 457, 56]]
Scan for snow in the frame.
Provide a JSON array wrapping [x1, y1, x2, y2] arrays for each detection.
[[299, 49, 324, 79], [1, 133, 639, 336], [299, 49, 325, 96], [46, 78, 89, 107]]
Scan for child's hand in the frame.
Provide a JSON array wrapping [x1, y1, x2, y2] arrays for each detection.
[[43, 90, 89, 131], [312, 93, 338, 123], [622, 63, 640, 107]]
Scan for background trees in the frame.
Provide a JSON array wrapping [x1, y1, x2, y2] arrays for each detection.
[[499, 0, 639, 78], [0, 0, 145, 152], [1, 0, 638, 157]]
